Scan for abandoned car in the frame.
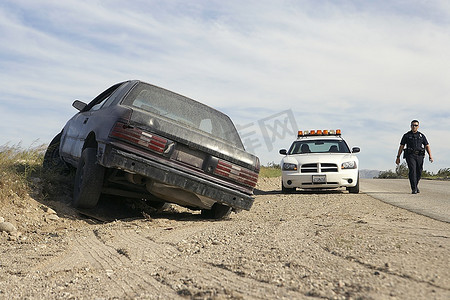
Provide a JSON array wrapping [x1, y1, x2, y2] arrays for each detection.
[[44, 80, 260, 219]]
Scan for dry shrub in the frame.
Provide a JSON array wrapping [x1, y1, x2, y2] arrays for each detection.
[[0, 143, 46, 204]]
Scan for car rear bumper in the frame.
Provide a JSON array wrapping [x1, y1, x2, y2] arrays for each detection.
[[282, 170, 358, 189], [98, 146, 254, 210]]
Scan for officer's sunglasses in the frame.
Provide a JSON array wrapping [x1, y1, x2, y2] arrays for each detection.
[[411, 124, 419, 127]]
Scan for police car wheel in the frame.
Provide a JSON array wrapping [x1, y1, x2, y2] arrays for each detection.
[[281, 181, 296, 194], [347, 176, 360, 194]]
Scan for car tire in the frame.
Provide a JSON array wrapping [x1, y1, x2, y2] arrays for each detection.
[[73, 147, 105, 208], [201, 203, 232, 219], [347, 176, 360, 194], [281, 181, 296, 194], [43, 133, 67, 172]]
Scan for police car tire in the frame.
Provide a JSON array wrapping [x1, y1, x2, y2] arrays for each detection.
[[281, 181, 296, 194], [347, 176, 360, 194]]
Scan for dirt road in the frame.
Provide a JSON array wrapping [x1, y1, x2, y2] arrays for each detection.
[[1, 177, 449, 299]]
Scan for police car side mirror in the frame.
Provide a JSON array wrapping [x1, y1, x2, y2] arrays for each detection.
[[279, 149, 287, 155], [352, 147, 360, 153]]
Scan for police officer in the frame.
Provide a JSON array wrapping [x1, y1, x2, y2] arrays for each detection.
[[396, 120, 433, 194]]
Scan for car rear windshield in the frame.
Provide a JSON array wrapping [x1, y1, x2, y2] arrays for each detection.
[[288, 139, 350, 154], [122, 82, 243, 148]]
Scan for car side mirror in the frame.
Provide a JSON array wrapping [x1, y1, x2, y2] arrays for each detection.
[[279, 149, 287, 155], [72, 100, 87, 111], [352, 147, 360, 153]]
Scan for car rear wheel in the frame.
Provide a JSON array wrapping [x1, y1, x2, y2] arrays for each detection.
[[73, 147, 105, 208], [201, 203, 232, 219]]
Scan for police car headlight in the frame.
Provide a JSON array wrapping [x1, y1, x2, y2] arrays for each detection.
[[341, 161, 357, 169], [283, 163, 298, 171]]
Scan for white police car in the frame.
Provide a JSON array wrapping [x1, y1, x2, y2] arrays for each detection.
[[279, 129, 360, 193]]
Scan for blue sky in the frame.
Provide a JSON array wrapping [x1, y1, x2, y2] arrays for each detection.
[[1, 0, 449, 173]]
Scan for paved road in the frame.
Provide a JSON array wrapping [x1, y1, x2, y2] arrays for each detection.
[[360, 178, 450, 223]]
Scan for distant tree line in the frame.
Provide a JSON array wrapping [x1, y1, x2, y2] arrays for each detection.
[[377, 163, 450, 179]]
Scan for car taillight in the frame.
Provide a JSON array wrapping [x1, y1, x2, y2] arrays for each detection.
[[110, 122, 168, 154], [214, 160, 259, 188]]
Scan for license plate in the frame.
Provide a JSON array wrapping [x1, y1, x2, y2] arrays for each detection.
[[312, 175, 326, 184]]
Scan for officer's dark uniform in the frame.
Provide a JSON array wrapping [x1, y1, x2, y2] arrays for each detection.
[[400, 131, 429, 192]]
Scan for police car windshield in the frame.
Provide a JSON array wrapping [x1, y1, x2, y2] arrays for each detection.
[[288, 140, 350, 154]]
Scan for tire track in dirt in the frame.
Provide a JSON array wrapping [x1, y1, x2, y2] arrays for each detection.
[[320, 245, 450, 292], [32, 221, 311, 299], [33, 228, 177, 298], [108, 225, 308, 298]]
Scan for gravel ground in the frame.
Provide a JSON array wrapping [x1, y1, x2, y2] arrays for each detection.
[[0, 177, 449, 299]]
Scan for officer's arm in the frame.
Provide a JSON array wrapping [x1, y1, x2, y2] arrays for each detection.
[[396, 144, 405, 164], [425, 144, 433, 162]]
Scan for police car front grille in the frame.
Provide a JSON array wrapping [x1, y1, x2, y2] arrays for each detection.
[[301, 163, 338, 173], [321, 163, 338, 172], [301, 163, 317, 173]]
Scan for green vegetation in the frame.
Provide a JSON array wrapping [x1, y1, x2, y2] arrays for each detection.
[[259, 162, 281, 178], [0, 144, 74, 205], [0, 144, 46, 203], [377, 162, 450, 180], [377, 162, 408, 179], [425, 168, 450, 180]]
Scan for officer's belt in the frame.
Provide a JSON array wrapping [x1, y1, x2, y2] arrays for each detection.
[[405, 148, 425, 155]]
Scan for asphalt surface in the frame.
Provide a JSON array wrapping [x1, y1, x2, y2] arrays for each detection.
[[360, 178, 450, 223]]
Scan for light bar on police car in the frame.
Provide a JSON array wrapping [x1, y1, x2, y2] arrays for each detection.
[[297, 129, 342, 137]]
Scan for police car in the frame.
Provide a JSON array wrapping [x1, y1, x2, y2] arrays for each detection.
[[279, 129, 360, 193]]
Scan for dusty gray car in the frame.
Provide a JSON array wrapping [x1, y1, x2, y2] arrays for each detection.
[[44, 80, 260, 219]]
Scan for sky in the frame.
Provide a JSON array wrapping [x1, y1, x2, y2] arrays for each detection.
[[1, 0, 449, 173]]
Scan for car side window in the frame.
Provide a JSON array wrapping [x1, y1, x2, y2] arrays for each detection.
[[83, 82, 124, 112], [90, 95, 110, 111], [101, 89, 121, 108]]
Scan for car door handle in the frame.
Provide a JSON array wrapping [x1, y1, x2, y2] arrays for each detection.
[[83, 118, 89, 124]]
